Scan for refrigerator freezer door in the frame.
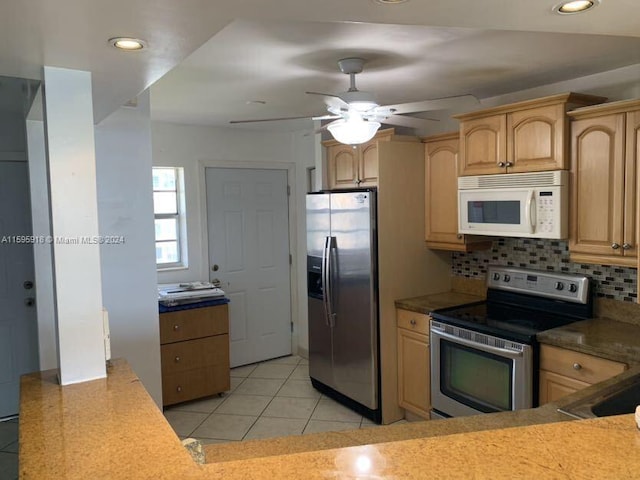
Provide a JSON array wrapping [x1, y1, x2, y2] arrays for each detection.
[[306, 194, 331, 258], [307, 193, 333, 387], [308, 296, 333, 386], [330, 191, 378, 409]]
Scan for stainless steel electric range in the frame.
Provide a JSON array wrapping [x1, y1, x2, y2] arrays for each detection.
[[430, 265, 593, 419]]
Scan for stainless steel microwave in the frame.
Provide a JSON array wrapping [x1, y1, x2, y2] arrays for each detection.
[[458, 171, 568, 239]]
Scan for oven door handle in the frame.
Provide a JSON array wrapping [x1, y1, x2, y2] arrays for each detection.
[[432, 328, 525, 359]]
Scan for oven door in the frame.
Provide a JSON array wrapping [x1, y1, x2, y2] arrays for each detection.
[[430, 321, 533, 418]]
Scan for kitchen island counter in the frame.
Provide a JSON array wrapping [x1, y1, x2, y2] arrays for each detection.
[[20, 358, 640, 479]]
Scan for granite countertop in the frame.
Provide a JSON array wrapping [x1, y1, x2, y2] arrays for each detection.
[[20, 358, 640, 479], [395, 291, 484, 315], [537, 317, 640, 365]]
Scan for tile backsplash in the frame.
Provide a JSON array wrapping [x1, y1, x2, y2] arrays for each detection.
[[452, 238, 637, 302]]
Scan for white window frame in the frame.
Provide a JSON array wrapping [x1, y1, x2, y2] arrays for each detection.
[[153, 167, 188, 270]]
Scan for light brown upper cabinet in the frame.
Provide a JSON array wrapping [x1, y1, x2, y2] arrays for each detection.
[[455, 93, 606, 176], [324, 129, 418, 189], [423, 132, 491, 251], [568, 99, 640, 267]]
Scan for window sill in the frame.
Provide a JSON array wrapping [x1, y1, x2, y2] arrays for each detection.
[[157, 265, 189, 273]]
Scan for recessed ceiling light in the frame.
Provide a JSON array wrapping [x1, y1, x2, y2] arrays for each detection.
[[373, 0, 409, 4], [246, 100, 267, 105], [109, 37, 147, 51], [553, 0, 600, 14]]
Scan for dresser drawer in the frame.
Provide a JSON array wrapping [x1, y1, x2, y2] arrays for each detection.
[[397, 309, 430, 336], [162, 365, 231, 406], [161, 335, 229, 375], [159, 304, 228, 344], [539, 344, 627, 384]]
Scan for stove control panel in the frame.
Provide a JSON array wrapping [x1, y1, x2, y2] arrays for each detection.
[[487, 266, 590, 304]]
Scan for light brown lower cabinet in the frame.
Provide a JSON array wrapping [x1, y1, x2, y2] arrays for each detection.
[[538, 344, 627, 405], [397, 309, 431, 419], [159, 304, 230, 407]]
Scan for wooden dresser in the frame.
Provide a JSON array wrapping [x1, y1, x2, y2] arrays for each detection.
[[159, 303, 230, 407]]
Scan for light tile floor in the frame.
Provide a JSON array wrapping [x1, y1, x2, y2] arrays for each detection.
[[0, 417, 19, 480], [163, 355, 407, 444]]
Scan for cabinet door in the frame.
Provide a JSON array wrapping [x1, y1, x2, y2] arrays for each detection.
[[425, 137, 464, 245], [623, 110, 640, 258], [397, 328, 430, 418], [359, 141, 379, 186], [459, 115, 507, 176], [570, 114, 626, 259], [507, 104, 566, 173], [538, 370, 590, 405], [327, 144, 358, 189]]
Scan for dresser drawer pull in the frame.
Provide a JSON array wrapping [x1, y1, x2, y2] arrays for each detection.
[[573, 363, 582, 371], [410, 319, 417, 326], [174, 356, 181, 363], [173, 325, 180, 331], [176, 386, 183, 393]]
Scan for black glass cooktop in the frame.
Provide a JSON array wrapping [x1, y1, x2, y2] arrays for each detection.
[[431, 301, 586, 344]]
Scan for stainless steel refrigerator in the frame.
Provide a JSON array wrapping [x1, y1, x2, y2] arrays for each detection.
[[306, 189, 380, 423]]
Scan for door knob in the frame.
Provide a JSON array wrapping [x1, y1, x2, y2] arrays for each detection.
[[24, 297, 35, 307], [23, 281, 34, 290]]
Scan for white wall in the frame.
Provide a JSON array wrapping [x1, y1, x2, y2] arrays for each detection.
[[151, 122, 315, 354], [95, 91, 162, 406], [43, 66, 106, 385]]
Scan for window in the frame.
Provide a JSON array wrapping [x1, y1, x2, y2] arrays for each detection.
[[153, 167, 187, 269]]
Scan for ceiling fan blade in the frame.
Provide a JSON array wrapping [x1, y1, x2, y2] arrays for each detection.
[[311, 115, 341, 121], [384, 94, 479, 115], [229, 115, 313, 124], [381, 115, 439, 129], [306, 91, 350, 108]]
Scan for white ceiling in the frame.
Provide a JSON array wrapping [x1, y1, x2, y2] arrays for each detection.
[[150, 19, 640, 129], [1, 0, 639, 124]]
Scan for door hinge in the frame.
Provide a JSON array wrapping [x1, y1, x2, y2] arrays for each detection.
[[289, 254, 292, 265], [287, 185, 291, 196], [291, 322, 294, 333]]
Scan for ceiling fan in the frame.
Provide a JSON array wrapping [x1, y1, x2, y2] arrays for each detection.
[[230, 57, 479, 145]]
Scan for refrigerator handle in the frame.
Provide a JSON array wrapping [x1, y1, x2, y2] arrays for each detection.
[[326, 236, 336, 328], [321, 236, 331, 326]]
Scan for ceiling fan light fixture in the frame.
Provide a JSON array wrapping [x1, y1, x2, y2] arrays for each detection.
[[553, 0, 599, 14], [327, 117, 381, 145]]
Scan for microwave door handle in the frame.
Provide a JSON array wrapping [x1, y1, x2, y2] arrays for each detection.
[[432, 328, 525, 359], [525, 190, 536, 234]]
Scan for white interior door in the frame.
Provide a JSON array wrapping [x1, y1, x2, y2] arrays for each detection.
[[0, 161, 39, 418], [206, 168, 291, 367]]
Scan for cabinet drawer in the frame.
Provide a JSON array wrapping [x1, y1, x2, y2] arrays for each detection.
[[161, 335, 229, 375], [162, 365, 230, 406], [539, 344, 627, 384], [397, 309, 430, 336], [159, 304, 228, 344]]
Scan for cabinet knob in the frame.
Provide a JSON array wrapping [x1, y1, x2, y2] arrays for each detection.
[[497, 162, 506, 168], [573, 363, 582, 371], [456, 234, 463, 240], [174, 356, 181, 363], [173, 324, 180, 331], [176, 386, 183, 392], [410, 319, 417, 326], [505, 161, 513, 167], [623, 243, 632, 250], [611, 243, 620, 250]]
